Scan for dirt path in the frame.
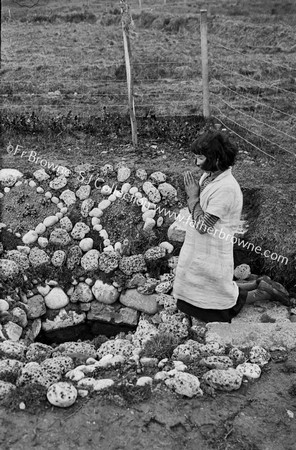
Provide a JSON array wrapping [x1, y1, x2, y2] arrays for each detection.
[[1, 353, 296, 450]]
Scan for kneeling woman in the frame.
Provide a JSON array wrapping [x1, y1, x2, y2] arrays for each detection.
[[173, 131, 247, 323]]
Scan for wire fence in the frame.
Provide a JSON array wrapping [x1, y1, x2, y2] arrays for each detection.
[[1, 0, 296, 160]]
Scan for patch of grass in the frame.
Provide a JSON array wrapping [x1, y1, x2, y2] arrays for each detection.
[[288, 382, 296, 397], [97, 383, 152, 406], [27, 12, 97, 24], [92, 335, 109, 350], [141, 332, 178, 360], [245, 185, 296, 290], [1, 383, 48, 412]]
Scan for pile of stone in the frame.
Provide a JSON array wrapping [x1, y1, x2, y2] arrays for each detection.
[[0, 319, 272, 408], [0, 164, 294, 410]]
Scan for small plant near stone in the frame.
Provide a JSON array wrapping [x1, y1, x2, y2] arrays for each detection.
[[288, 383, 296, 397], [260, 313, 276, 323], [97, 382, 152, 406], [1, 383, 48, 412], [141, 332, 178, 360], [92, 335, 109, 349], [187, 360, 214, 380]]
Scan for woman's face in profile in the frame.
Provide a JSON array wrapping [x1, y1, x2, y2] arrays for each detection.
[[194, 154, 207, 168]]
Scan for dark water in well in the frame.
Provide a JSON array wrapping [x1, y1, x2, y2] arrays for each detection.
[[37, 321, 137, 345]]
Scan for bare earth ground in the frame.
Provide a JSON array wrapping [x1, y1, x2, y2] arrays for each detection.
[[1, 0, 296, 448]]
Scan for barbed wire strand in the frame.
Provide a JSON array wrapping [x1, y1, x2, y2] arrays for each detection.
[[212, 113, 289, 167], [0, 77, 200, 86], [212, 113, 278, 161], [218, 15, 296, 32], [209, 41, 296, 72], [0, 91, 201, 98], [1, 100, 201, 108], [210, 92, 296, 146], [211, 79, 296, 121], [213, 106, 296, 161], [213, 62, 296, 98]]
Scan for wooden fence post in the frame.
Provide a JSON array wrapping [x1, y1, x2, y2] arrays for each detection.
[[200, 9, 210, 118], [120, 0, 138, 147]]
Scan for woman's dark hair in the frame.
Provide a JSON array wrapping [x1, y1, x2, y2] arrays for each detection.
[[190, 131, 238, 172]]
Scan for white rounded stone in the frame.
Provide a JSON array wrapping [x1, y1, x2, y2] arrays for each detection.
[[43, 216, 58, 227], [103, 239, 111, 247], [36, 187, 44, 194], [38, 237, 49, 248], [0, 168, 23, 186], [22, 230, 38, 245], [134, 192, 142, 199], [45, 287, 69, 309], [79, 238, 94, 252], [29, 180, 37, 188], [114, 242, 122, 253], [236, 362, 261, 380], [157, 217, 164, 227], [103, 245, 114, 252], [4, 187, 10, 193], [142, 210, 156, 221], [51, 196, 59, 204], [136, 377, 153, 387], [93, 379, 114, 391], [101, 185, 112, 196], [121, 183, 131, 193], [35, 223, 46, 235], [141, 204, 150, 213], [47, 382, 77, 408], [118, 167, 131, 183], [78, 389, 89, 398], [150, 171, 166, 183], [99, 229, 108, 240], [114, 190, 123, 198], [93, 224, 102, 232], [129, 186, 138, 195], [159, 241, 174, 253], [91, 217, 100, 226], [56, 212, 63, 220], [98, 200, 111, 211], [17, 245, 30, 254], [92, 279, 119, 304], [36, 284, 51, 296], [65, 369, 85, 382], [60, 207, 67, 214], [0, 299, 9, 312], [108, 194, 116, 202], [143, 218, 156, 231], [89, 208, 103, 218], [44, 191, 52, 199]]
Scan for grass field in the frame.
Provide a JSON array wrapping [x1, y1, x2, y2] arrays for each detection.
[[1, 0, 296, 288]]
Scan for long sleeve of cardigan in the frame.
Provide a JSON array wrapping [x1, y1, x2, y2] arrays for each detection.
[[187, 196, 219, 234]]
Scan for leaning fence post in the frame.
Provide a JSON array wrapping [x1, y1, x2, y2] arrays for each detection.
[[200, 9, 210, 118], [120, 0, 138, 147]]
